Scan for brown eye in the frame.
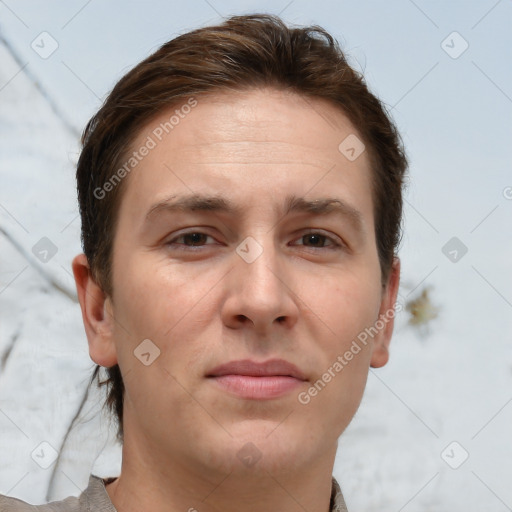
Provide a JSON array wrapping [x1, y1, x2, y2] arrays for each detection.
[[167, 231, 215, 248], [293, 231, 342, 250], [180, 232, 209, 246], [301, 233, 330, 247]]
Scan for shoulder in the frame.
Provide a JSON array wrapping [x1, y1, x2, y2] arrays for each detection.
[[0, 492, 79, 511], [0, 474, 117, 512], [331, 475, 349, 512]]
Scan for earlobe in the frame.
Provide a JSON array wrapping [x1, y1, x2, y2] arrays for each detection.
[[370, 256, 401, 369], [370, 344, 389, 368], [72, 253, 118, 367]]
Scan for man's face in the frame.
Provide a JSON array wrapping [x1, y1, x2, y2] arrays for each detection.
[[99, 87, 398, 476]]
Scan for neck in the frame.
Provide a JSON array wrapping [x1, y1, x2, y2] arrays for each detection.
[[105, 427, 337, 512], [107, 469, 334, 512]]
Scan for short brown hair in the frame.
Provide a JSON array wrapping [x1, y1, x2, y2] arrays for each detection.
[[80, 13, 408, 444]]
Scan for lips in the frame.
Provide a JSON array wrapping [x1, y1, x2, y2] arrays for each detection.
[[206, 358, 307, 400], [206, 358, 307, 381]]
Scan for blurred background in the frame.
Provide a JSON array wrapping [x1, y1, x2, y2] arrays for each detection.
[[0, 1, 511, 510]]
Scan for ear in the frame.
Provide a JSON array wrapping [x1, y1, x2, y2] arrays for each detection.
[[370, 256, 401, 368], [72, 253, 118, 367]]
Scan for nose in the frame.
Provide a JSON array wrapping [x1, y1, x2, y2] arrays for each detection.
[[220, 236, 299, 334]]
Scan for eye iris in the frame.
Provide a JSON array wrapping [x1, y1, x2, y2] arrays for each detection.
[[184, 233, 206, 245], [305, 234, 325, 247]]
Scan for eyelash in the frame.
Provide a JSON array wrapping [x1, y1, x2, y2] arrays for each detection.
[[166, 230, 344, 251]]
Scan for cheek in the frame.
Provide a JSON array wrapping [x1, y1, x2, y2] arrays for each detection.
[[114, 252, 206, 331], [319, 272, 380, 416], [111, 253, 223, 380], [109, 256, 213, 407], [304, 317, 374, 436], [306, 274, 379, 386], [310, 268, 381, 345]]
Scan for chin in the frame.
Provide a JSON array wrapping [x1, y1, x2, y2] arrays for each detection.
[[207, 422, 318, 471]]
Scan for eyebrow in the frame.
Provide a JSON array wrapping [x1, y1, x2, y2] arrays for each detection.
[[144, 193, 366, 236]]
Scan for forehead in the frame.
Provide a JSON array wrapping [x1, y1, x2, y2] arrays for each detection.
[[116, 87, 374, 231], [165, 88, 359, 160]]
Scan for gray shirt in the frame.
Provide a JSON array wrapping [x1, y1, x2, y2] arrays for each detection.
[[0, 474, 348, 511]]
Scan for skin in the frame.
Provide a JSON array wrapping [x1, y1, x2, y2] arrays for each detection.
[[72, 87, 400, 512]]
